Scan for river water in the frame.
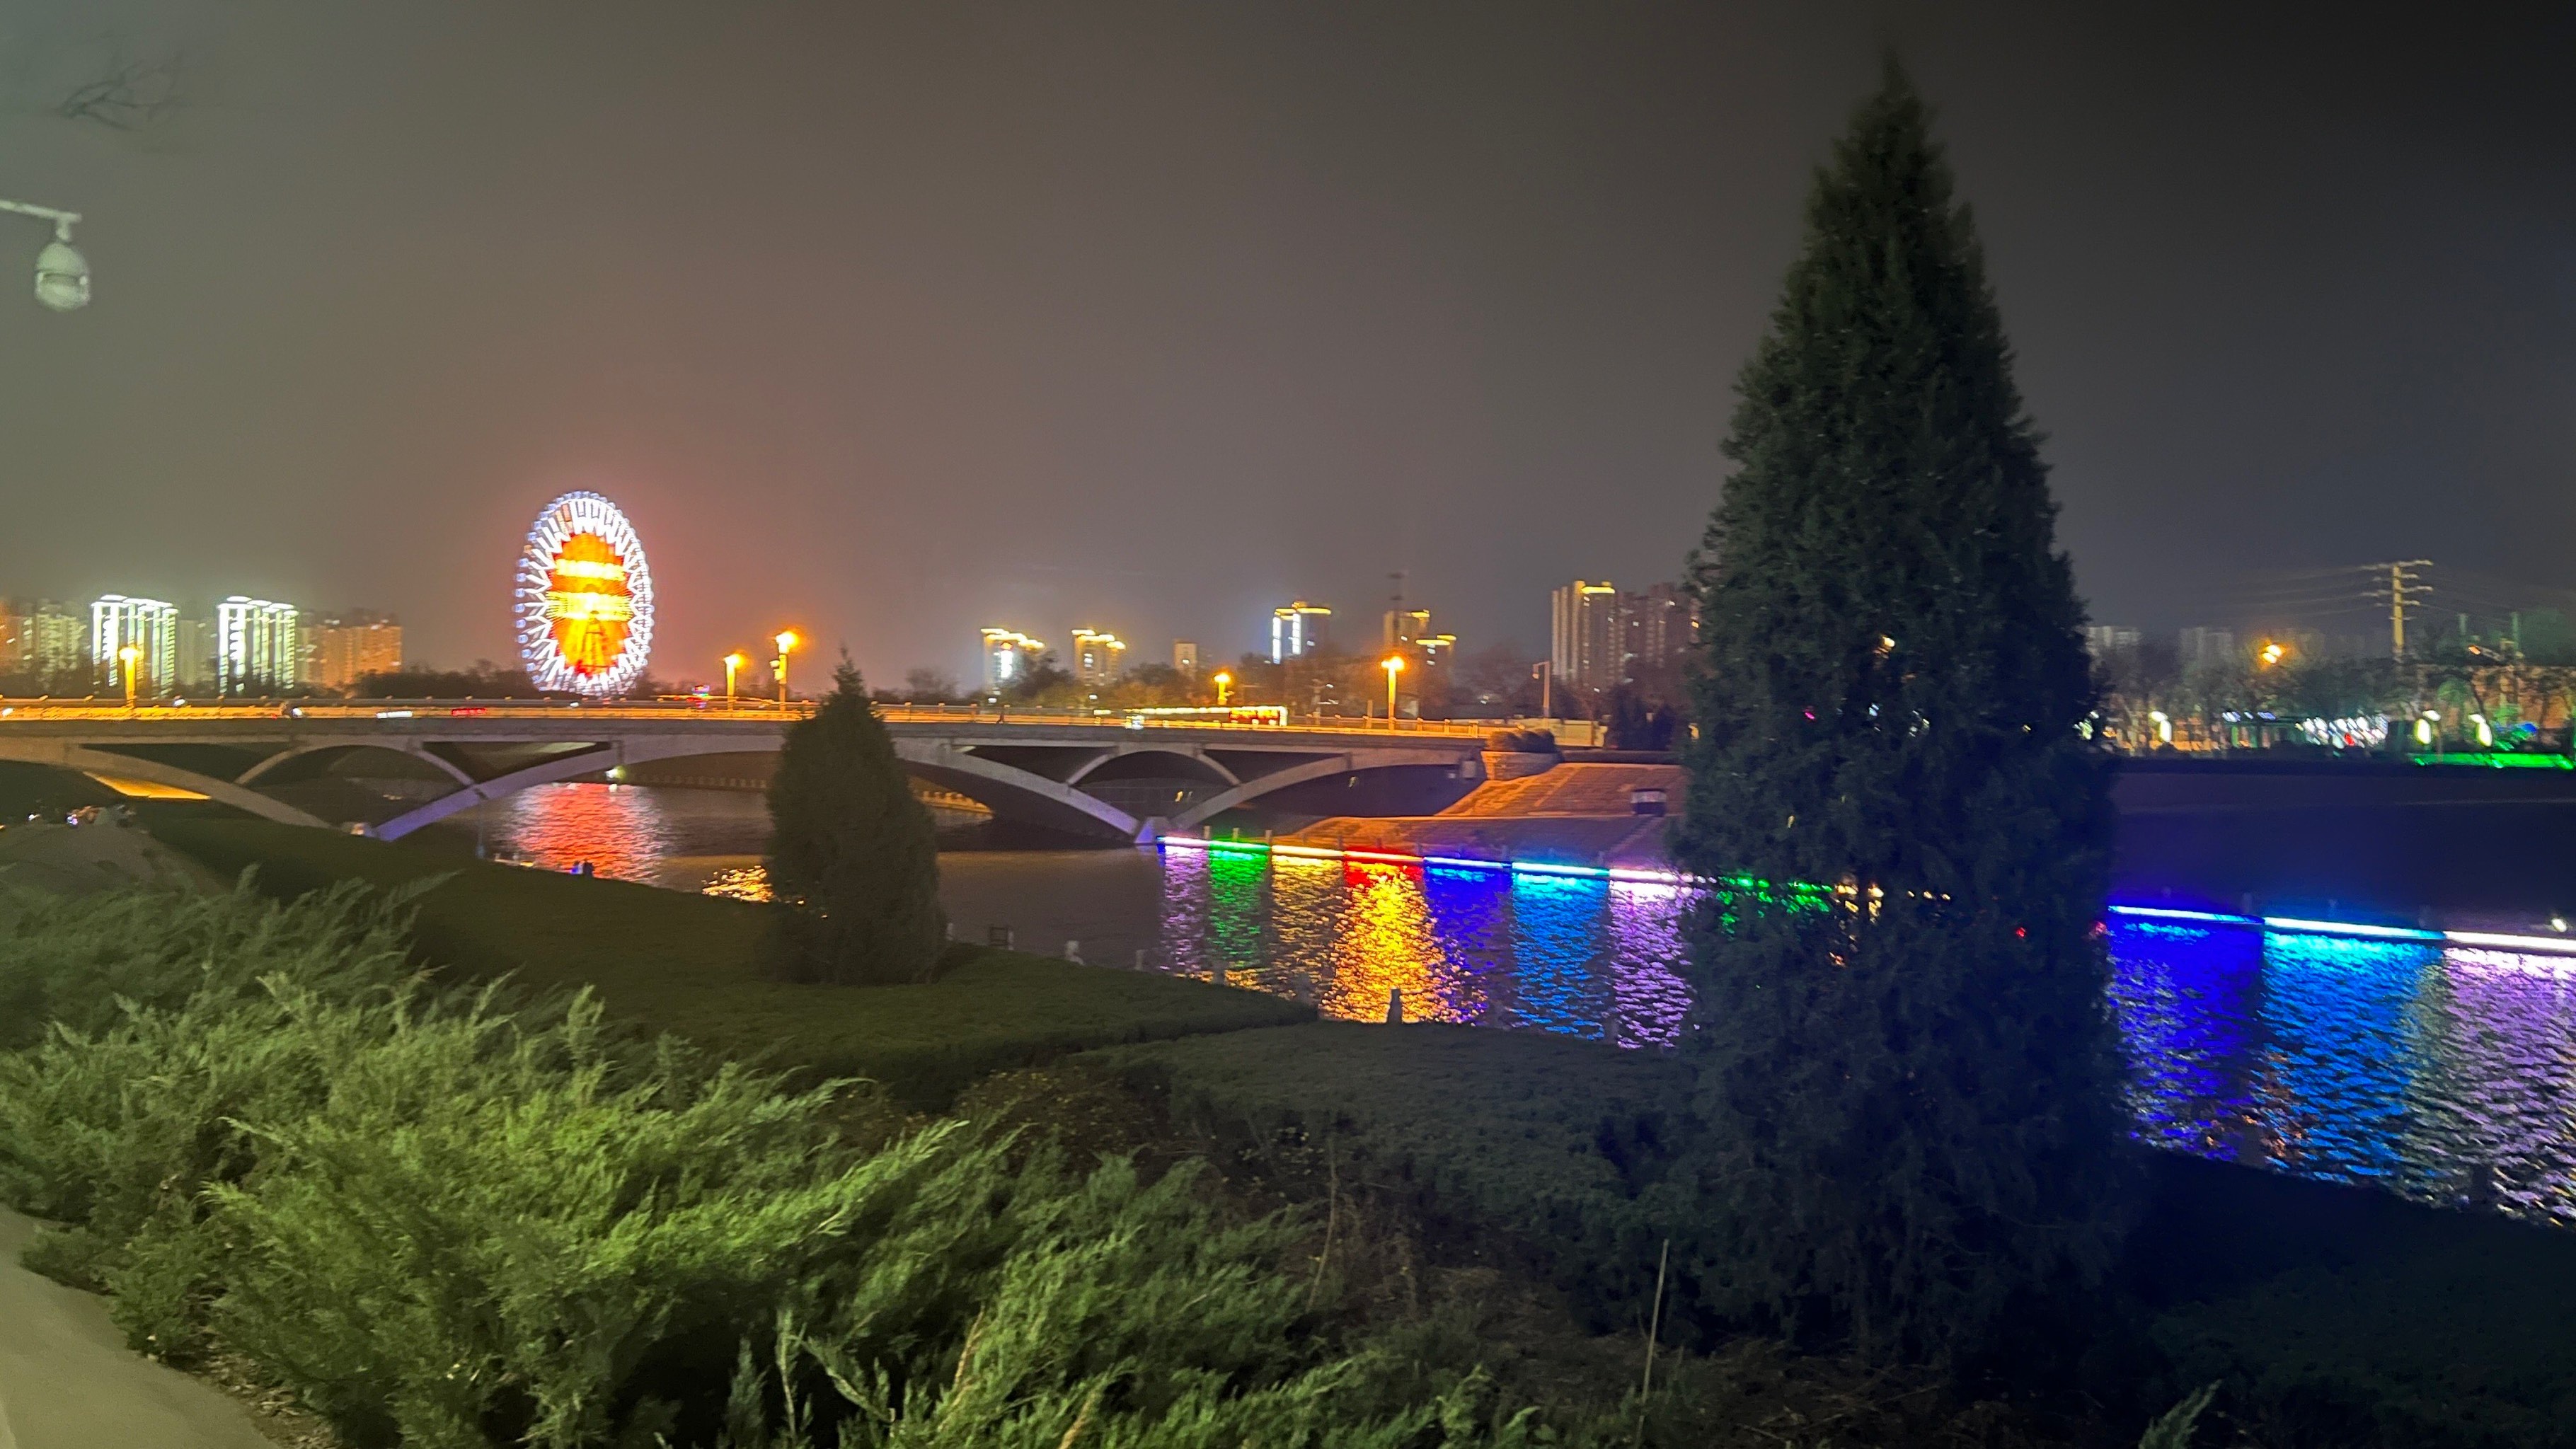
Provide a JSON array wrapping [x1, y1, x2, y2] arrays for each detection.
[[451, 783, 2576, 1229]]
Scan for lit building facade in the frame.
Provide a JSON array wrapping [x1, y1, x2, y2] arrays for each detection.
[[307, 611, 404, 692], [2178, 627, 2237, 671], [1270, 601, 1330, 662], [1070, 628, 1127, 686], [981, 628, 1045, 691], [217, 597, 301, 695], [91, 594, 180, 696], [1382, 605, 1456, 679], [1552, 580, 1698, 695], [1, 599, 85, 685], [2083, 625, 2142, 662], [1621, 582, 1696, 680], [176, 617, 214, 690], [1551, 580, 1621, 692], [1172, 640, 1200, 676]]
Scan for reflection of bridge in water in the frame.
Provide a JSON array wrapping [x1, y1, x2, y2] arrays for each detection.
[[0, 703, 1486, 843]]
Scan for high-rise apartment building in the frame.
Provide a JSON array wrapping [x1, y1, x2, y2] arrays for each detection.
[[1621, 583, 1696, 680], [1, 599, 85, 685], [217, 596, 301, 695], [1551, 580, 1698, 696], [1270, 601, 1330, 662], [2178, 627, 2237, 672], [91, 594, 180, 696], [1551, 581, 1621, 692], [1069, 628, 1126, 686], [306, 611, 404, 692], [1381, 605, 1455, 674], [2082, 625, 2142, 661], [176, 617, 214, 690], [1172, 640, 1199, 676], [980, 628, 1045, 691]]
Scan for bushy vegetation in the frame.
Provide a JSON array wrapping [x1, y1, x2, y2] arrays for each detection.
[[1676, 64, 2132, 1364], [145, 816, 1309, 1108], [0, 882, 1524, 1448], [765, 663, 948, 985]]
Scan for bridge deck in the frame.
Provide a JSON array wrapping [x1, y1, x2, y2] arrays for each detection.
[[0, 700, 1490, 842]]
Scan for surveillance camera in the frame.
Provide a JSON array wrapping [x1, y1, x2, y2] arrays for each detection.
[[34, 238, 87, 311]]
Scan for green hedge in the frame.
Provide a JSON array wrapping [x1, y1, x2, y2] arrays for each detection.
[[0, 883, 1510, 1449], [1090, 1021, 1698, 1333], [146, 818, 1309, 1108]]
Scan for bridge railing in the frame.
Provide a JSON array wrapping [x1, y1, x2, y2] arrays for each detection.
[[0, 696, 1497, 737]]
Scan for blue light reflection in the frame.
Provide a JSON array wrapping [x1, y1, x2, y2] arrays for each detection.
[[1155, 844, 2576, 1228]]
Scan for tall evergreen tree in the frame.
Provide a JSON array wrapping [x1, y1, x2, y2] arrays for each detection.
[[765, 662, 948, 984], [1674, 65, 2133, 1364]]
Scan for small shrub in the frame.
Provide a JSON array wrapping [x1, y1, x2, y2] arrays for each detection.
[[729, 1153, 1537, 1449], [764, 663, 948, 985]]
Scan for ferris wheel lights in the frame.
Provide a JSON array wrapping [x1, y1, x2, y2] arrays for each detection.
[[516, 492, 655, 697]]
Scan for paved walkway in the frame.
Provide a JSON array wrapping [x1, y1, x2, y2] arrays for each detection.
[[0, 1211, 273, 1449]]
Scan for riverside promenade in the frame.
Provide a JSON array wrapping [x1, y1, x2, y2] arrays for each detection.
[[0, 1210, 273, 1449]]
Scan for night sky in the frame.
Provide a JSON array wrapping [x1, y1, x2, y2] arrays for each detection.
[[1, 3, 2570, 683]]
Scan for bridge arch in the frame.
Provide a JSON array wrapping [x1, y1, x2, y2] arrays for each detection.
[[1062, 744, 1241, 788], [896, 741, 1141, 841], [365, 735, 1154, 844], [0, 739, 332, 830], [239, 741, 477, 788], [1170, 749, 1465, 831]]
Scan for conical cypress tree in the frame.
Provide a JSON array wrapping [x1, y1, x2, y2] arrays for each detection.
[[765, 662, 948, 983], [1674, 65, 2133, 1364]]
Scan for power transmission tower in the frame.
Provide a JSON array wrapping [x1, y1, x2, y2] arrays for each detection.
[[2365, 560, 2434, 660]]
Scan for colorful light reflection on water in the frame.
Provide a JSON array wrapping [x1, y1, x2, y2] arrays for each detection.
[[476, 783, 684, 881], [1156, 845, 1694, 1046], [469, 788, 2576, 1226], [1156, 844, 2576, 1226], [2109, 917, 2576, 1225]]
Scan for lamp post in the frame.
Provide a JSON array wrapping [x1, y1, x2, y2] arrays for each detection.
[[117, 645, 139, 710], [773, 631, 798, 709], [1381, 654, 1405, 728], [1212, 670, 1232, 708], [0, 199, 88, 311], [723, 652, 746, 707]]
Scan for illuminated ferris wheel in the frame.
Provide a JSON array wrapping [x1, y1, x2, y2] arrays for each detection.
[[516, 491, 656, 695]]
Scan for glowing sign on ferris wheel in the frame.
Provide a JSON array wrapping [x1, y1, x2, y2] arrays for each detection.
[[515, 491, 655, 695]]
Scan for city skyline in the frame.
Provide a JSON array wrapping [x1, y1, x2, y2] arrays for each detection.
[[1, 6, 2572, 686]]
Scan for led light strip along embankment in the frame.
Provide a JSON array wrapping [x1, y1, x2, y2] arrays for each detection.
[[1161, 836, 2576, 957]]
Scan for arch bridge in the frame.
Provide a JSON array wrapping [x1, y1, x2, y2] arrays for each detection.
[[0, 703, 1488, 843]]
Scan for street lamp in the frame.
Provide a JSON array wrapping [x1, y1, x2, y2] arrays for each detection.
[[2259, 641, 2287, 668], [773, 630, 798, 709], [1381, 654, 1405, 727], [723, 652, 747, 706], [0, 200, 89, 311], [117, 645, 139, 709], [1212, 670, 1233, 708]]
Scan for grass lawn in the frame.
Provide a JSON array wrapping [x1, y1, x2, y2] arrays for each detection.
[[1091, 1020, 1698, 1332], [1100, 1020, 2576, 1447], [144, 814, 1309, 1107]]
